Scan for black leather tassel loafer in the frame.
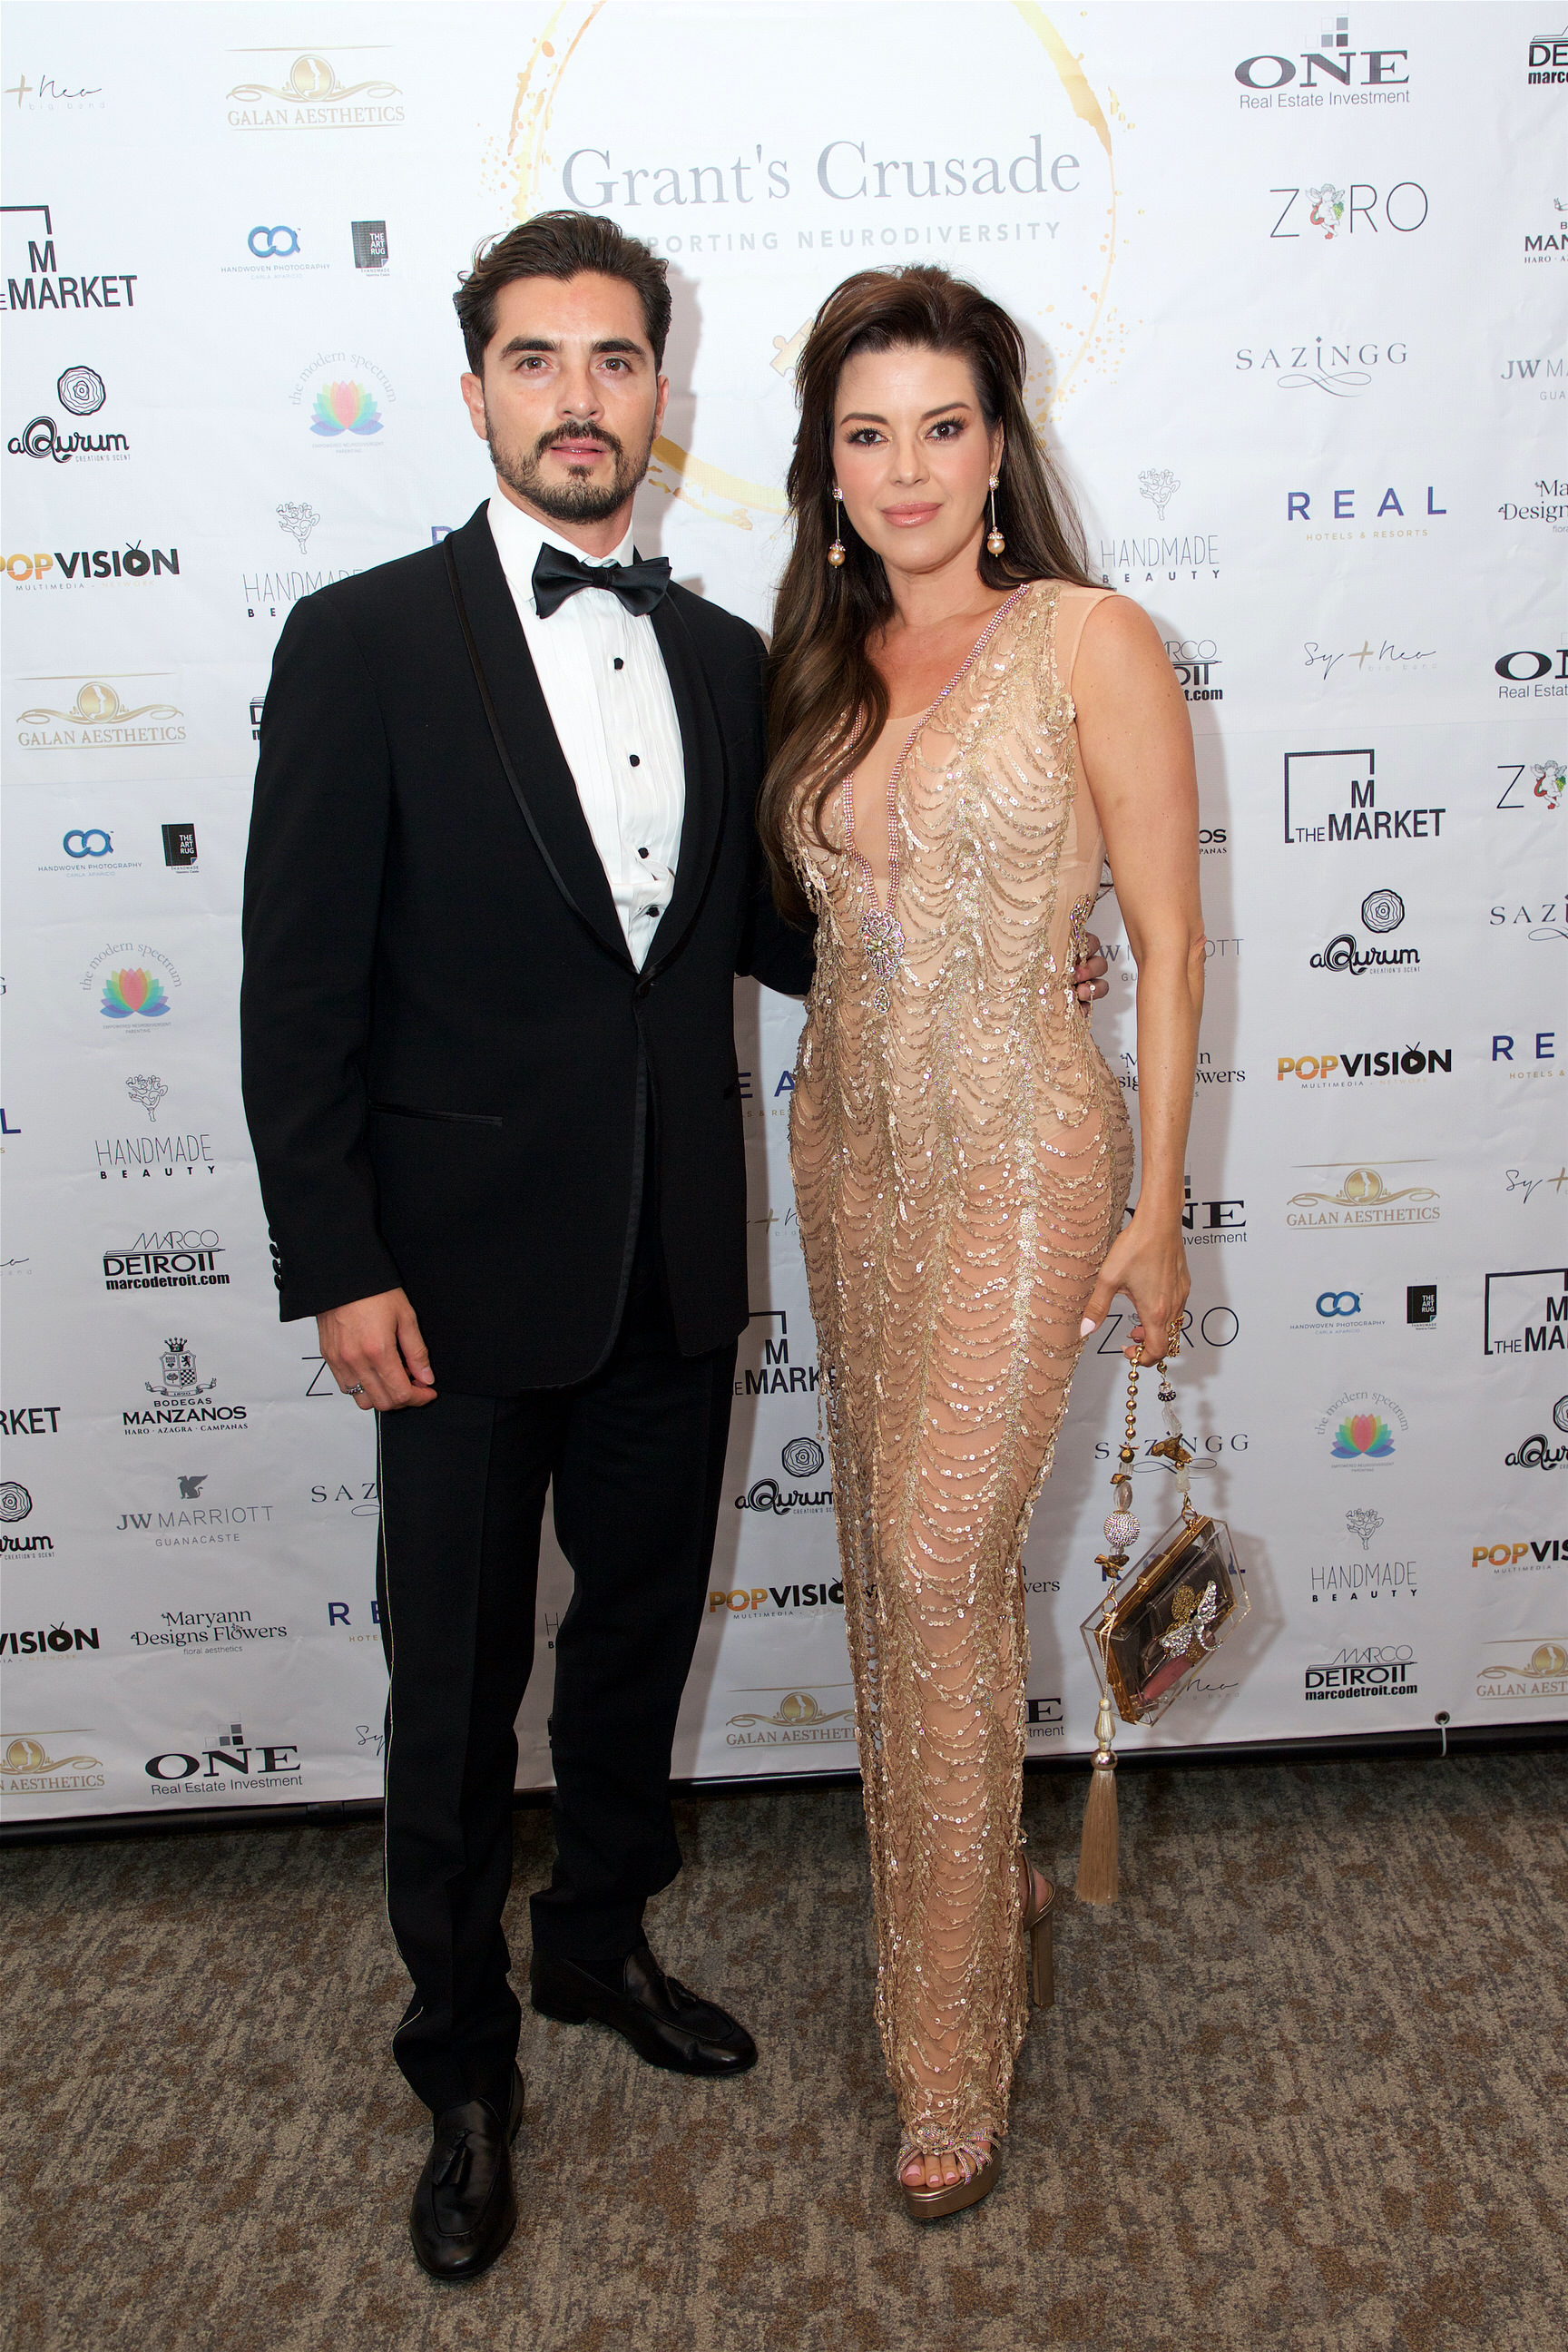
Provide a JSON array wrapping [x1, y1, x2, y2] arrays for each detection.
[[409, 2063, 524, 2283], [530, 1942, 758, 2076]]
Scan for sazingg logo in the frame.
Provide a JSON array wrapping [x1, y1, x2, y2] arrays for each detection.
[[1235, 336, 1406, 396], [1283, 748, 1445, 845], [1305, 1643, 1417, 1701], [1287, 1162, 1439, 1229]]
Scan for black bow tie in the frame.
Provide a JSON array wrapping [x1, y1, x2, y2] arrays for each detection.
[[532, 540, 671, 620]]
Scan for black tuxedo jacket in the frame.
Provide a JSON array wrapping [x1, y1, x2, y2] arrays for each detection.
[[240, 502, 813, 1393]]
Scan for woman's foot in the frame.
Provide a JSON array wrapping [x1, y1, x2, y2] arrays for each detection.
[[897, 2133, 1003, 2220], [901, 2143, 990, 2192]]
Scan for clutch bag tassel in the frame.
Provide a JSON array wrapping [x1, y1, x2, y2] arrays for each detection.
[[1076, 1688, 1120, 1904]]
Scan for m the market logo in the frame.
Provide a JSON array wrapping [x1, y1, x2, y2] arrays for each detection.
[[122, 1340, 250, 1436], [144, 1720, 303, 1793], [0, 1481, 51, 1556], [1097, 468, 1219, 586], [4, 542, 179, 590], [80, 943, 181, 1031], [1277, 1044, 1450, 1085], [0, 1623, 100, 1658], [1, 204, 138, 315], [1236, 16, 1410, 107], [723, 1689, 857, 1749], [0, 1733, 103, 1796], [1475, 1640, 1567, 1701], [1305, 1643, 1417, 1701], [7, 365, 127, 463], [98, 1074, 216, 1182], [1308, 889, 1419, 975], [737, 1310, 824, 1399], [225, 50, 402, 130], [1267, 180, 1426, 240], [1235, 336, 1406, 396], [103, 1230, 230, 1294], [130, 1608, 286, 1653], [1286, 1162, 1439, 1229], [1484, 1267, 1568, 1358], [1282, 747, 1445, 845], [16, 676, 184, 750]]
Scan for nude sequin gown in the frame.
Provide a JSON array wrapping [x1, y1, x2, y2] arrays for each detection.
[[788, 581, 1134, 2162]]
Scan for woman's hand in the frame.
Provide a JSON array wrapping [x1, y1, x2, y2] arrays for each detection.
[[1079, 1211, 1190, 1363]]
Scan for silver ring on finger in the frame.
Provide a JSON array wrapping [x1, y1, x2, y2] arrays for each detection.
[[345, 1383, 366, 1397]]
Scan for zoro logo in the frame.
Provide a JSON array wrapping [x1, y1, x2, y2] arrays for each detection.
[[64, 828, 112, 857], [248, 226, 299, 258]]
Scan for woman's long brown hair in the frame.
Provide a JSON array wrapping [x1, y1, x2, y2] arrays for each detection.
[[759, 265, 1095, 924]]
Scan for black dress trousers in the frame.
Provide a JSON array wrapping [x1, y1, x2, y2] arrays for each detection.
[[375, 1183, 737, 2118]]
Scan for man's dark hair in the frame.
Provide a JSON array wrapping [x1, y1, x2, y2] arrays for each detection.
[[454, 211, 672, 374]]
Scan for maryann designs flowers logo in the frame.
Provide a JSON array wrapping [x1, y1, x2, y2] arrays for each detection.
[[310, 382, 380, 438], [102, 968, 169, 1019]]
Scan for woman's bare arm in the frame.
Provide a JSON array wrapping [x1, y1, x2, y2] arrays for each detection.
[[1072, 596, 1207, 1358]]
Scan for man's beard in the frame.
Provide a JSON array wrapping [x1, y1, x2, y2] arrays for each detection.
[[486, 409, 654, 526]]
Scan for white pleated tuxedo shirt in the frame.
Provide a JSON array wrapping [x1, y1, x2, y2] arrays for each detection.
[[487, 493, 684, 971]]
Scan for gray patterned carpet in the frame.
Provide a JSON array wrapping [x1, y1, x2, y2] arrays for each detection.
[[3, 1750, 1564, 2351]]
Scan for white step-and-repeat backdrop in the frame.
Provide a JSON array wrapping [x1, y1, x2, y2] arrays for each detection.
[[3, 2, 1564, 1823]]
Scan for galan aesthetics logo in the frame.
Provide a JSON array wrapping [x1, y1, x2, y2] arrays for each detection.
[[16, 675, 183, 750], [225, 51, 403, 131], [1287, 1162, 1440, 1230]]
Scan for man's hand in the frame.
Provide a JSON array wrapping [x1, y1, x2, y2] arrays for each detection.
[[1073, 927, 1111, 1004], [318, 1289, 436, 1411]]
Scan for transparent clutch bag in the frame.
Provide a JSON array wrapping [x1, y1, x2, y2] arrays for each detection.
[[1075, 1343, 1248, 1902]]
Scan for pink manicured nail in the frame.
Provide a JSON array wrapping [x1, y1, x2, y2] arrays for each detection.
[[1080, 1317, 1096, 1336]]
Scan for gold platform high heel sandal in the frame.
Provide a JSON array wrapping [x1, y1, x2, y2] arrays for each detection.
[[898, 2135, 1002, 2222]]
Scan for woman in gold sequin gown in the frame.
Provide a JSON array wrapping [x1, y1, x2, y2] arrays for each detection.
[[758, 271, 1207, 2218]]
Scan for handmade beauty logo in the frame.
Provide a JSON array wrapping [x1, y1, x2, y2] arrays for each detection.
[[310, 381, 380, 437]]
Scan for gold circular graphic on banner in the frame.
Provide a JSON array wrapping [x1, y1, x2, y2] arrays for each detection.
[[493, 0, 1118, 524]]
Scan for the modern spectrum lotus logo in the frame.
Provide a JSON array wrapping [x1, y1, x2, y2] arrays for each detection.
[[102, 969, 170, 1020], [1332, 1412, 1396, 1462], [310, 382, 381, 438]]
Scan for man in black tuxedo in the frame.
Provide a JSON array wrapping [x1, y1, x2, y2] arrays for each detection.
[[242, 211, 1107, 2283]]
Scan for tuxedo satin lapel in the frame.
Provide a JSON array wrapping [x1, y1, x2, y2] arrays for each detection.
[[447, 508, 631, 968], [645, 593, 728, 975]]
